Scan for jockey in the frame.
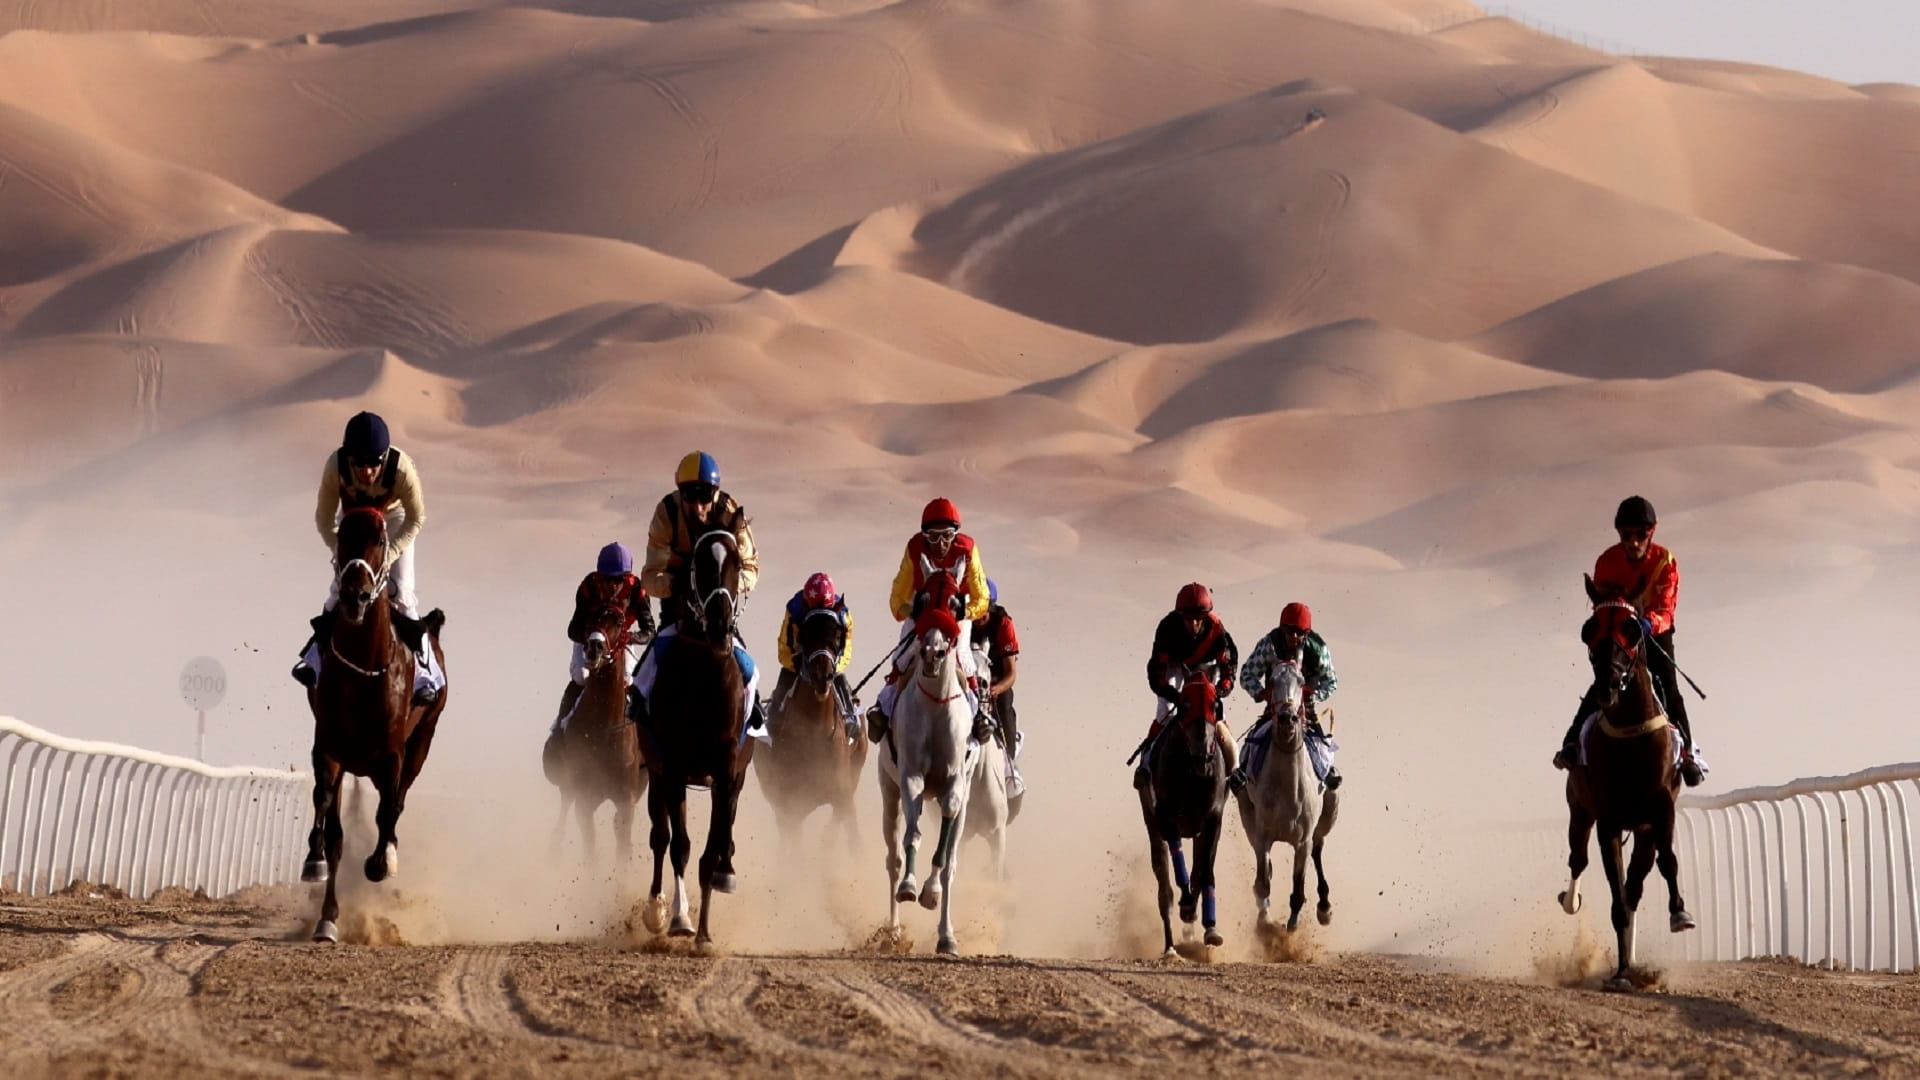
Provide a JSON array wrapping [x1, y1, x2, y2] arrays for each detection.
[[867, 497, 992, 743], [632, 452, 766, 733], [291, 411, 444, 706], [549, 541, 655, 736], [1136, 583, 1245, 793], [770, 572, 860, 740], [973, 578, 1024, 797], [1239, 602, 1341, 790], [1553, 495, 1706, 786]]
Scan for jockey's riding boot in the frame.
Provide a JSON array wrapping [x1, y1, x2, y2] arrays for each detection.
[[1551, 698, 1590, 770], [412, 684, 438, 707], [748, 695, 768, 734], [627, 686, 649, 726], [866, 704, 888, 744], [1227, 768, 1249, 794], [290, 611, 332, 687], [1323, 766, 1344, 792], [1132, 763, 1151, 791], [553, 682, 584, 735], [970, 701, 994, 746]]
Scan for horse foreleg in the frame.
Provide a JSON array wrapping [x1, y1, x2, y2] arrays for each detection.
[[1624, 827, 1658, 943], [895, 778, 925, 908], [880, 772, 904, 934], [1655, 815, 1695, 933], [613, 796, 635, 865], [1311, 835, 1332, 926], [1598, 827, 1634, 989], [668, 786, 694, 938], [363, 755, 404, 883], [1252, 837, 1273, 925], [1196, 812, 1224, 947], [1562, 803, 1594, 915], [1139, 787, 1176, 958], [641, 782, 671, 936], [302, 753, 340, 884], [695, 772, 741, 951], [575, 795, 598, 864], [930, 789, 970, 955]]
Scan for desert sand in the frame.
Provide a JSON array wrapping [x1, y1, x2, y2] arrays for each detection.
[[1, 0, 1917, 1073]]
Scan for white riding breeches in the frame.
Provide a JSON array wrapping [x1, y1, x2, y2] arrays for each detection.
[[324, 536, 419, 619], [571, 640, 638, 687]]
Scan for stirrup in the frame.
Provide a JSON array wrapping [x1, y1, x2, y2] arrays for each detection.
[[291, 661, 317, 688], [1551, 745, 1576, 771], [1227, 768, 1249, 794]]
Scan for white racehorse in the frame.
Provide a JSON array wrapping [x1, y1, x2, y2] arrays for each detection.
[[1234, 656, 1338, 932], [878, 613, 981, 955], [964, 643, 1014, 878]]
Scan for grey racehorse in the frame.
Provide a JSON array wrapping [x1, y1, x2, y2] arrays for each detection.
[[1234, 655, 1338, 932]]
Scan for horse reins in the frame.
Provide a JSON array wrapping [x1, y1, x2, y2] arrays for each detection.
[[327, 543, 397, 679]]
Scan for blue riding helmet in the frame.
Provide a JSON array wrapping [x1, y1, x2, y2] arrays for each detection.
[[987, 578, 998, 606], [597, 541, 633, 576], [342, 411, 390, 461]]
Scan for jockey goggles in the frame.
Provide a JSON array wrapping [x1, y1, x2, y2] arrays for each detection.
[[679, 481, 718, 505], [922, 524, 958, 543]]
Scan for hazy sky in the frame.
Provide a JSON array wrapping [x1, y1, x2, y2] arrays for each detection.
[[1488, 1, 1919, 86]]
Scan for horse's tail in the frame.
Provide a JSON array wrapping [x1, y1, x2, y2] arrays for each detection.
[[423, 608, 447, 639]]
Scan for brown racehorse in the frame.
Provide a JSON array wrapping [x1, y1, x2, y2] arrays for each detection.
[[545, 599, 648, 861], [754, 604, 866, 859], [637, 529, 753, 950], [1139, 673, 1229, 958], [301, 506, 447, 944], [1560, 573, 1696, 989]]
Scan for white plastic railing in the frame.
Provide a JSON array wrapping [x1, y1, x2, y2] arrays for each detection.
[[0, 716, 311, 900], [1678, 763, 1920, 972]]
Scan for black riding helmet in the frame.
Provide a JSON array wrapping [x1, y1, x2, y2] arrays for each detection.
[[1614, 495, 1656, 530]]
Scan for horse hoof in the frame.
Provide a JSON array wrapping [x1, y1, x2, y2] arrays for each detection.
[[711, 873, 736, 895], [1286, 916, 1302, 933], [695, 937, 716, 956], [895, 877, 918, 905], [1604, 975, 1635, 993], [669, 916, 696, 938], [1559, 889, 1582, 915], [1671, 910, 1697, 933], [301, 859, 329, 884], [641, 896, 668, 935], [918, 880, 944, 911], [1162, 946, 1179, 960], [1204, 928, 1224, 948], [1316, 904, 1333, 927], [937, 936, 959, 957], [1178, 903, 1198, 925], [312, 920, 339, 943]]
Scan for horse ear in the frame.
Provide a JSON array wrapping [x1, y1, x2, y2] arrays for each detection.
[[916, 553, 933, 578]]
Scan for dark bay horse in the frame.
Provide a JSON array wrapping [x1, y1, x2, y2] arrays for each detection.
[[301, 507, 447, 943], [1561, 574, 1696, 989], [1139, 674, 1229, 957], [638, 529, 752, 950], [546, 599, 647, 861], [755, 605, 866, 858]]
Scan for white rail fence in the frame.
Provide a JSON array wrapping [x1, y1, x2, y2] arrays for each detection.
[[0, 716, 311, 900], [1677, 764, 1920, 972]]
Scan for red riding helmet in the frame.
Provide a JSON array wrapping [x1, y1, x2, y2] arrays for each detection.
[[1280, 602, 1312, 631], [802, 571, 837, 609], [921, 498, 961, 529], [1175, 582, 1213, 615]]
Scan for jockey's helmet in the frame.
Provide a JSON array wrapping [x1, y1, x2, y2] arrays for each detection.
[[1614, 495, 1657, 530], [802, 571, 838, 609], [1175, 582, 1213, 616], [921, 498, 961, 529], [675, 451, 721, 497], [342, 411, 390, 463], [598, 541, 633, 576], [1280, 602, 1312, 632]]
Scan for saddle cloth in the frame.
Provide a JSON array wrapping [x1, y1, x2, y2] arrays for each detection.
[[1240, 718, 1337, 786]]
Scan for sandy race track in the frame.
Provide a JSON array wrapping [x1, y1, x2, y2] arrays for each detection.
[[0, 891, 1914, 1078]]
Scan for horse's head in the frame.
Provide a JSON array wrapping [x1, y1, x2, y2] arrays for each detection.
[[687, 529, 743, 649], [914, 609, 962, 684], [579, 599, 631, 674], [334, 508, 390, 626], [1582, 573, 1650, 715], [1264, 655, 1308, 747], [1174, 674, 1220, 767], [913, 555, 966, 624], [795, 607, 847, 692]]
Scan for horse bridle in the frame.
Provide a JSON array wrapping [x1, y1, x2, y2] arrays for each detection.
[[326, 542, 395, 678], [798, 609, 843, 688], [688, 529, 743, 639]]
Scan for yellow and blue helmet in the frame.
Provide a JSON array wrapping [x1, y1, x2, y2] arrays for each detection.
[[675, 451, 721, 490]]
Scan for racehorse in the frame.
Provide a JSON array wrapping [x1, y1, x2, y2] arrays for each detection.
[[638, 529, 753, 950], [301, 507, 447, 943], [1234, 654, 1337, 933], [1560, 573, 1696, 990], [545, 598, 647, 862], [878, 607, 980, 955], [1138, 673, 1229, 957], [754, 604, 866, 857]]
